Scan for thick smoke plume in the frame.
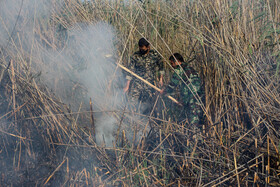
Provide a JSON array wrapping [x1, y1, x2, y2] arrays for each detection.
[[53, 22, 127, 145], [0, 0, 143, 147], [0, 0, 62, 51], [0, 0, 142, 185]]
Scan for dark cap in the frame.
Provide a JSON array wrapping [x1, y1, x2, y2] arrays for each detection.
[[169, 53, 184, 62], [138, 38, 149, 47]]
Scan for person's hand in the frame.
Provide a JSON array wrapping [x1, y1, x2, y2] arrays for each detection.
[[159, 79, 163, 87], [123, 86, 129, 93], [175, 101, 183, 106], [123, 80, 130, 93]]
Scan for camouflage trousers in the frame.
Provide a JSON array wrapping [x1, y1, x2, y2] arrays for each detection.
[[166, 95, 203, 126], [185, 98, 203, 126], [128, 81, 155, 115]]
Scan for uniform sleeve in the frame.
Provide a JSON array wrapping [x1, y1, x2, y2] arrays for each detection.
[[165, 69, 181, 94], [189, 75, 202, 94], [165, 81, 176, 94], [156, 52, 164, 75], [125, 55, 136, 80]]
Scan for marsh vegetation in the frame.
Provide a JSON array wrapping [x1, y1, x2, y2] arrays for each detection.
[[0, 0, 280, 186]]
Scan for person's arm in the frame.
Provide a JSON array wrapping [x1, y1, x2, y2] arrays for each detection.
[[123, 79, 131, 93], [157, 54, 164, 87], [160, 85, 182, 106], [162, 68, 180, 96], [159, 74, 164, 87], [123, 55, 135, 93]]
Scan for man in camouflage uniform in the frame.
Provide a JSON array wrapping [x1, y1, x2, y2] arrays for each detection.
[[160, 53, 203, 125], [124, 38, 164, 114]]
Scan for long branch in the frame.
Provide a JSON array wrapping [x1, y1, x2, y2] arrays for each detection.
[[118, 63, 179, 104]]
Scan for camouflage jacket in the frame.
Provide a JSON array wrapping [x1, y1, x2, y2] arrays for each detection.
[[126, 50, 164, 85], [165, 63, 202, 106]]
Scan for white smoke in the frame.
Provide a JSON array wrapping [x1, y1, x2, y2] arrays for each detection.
[[0, 0, 62, 49], [59, 22, 127, 146], [40, 21, 149, 146], [0, 0, 146, 149], [0, 1, 152, 185]]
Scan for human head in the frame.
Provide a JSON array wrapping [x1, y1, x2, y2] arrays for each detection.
[[138, 38, 150, 55], [169, 53, 184, 67]]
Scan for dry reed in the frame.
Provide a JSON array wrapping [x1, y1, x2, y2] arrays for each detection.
[[0, 0, 279, 186]]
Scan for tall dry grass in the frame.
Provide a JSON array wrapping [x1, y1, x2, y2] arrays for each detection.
[[0, 0, 280, 186]]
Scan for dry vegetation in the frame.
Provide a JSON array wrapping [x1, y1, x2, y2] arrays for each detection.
[[0, 0, 280, 186]]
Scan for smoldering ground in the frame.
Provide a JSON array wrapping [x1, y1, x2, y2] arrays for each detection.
[[55, 23, 150, 146], [0, 0, 144, 144], [0, 0, 151, 185]]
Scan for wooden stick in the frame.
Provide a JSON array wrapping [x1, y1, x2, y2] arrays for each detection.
[[10, 59, 17, 123], [89, 98, 96, 142], [267, 136, 270, 184], [44, 159, 66, 185], [254, 138, 259, 185], [233, 148, 240, 187], [265, 165, 269, 187], [269, 136, 279, 155], [118, 63, 179, 104], [10, 59, 22, 171]]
